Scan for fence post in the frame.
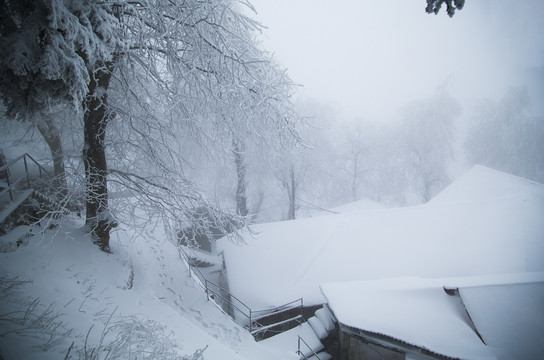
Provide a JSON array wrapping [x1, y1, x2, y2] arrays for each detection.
[[249, 309, 252, 334], [6, 171, 13, 201], [23, 155, 30, 188], [300, 298, 303, 322], [297, 335, 301, 356]]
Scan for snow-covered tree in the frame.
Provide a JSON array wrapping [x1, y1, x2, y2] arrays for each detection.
[[426, 0, 465, 17], [0, 0, 301, 252], [395, 91, 461, 202], [334, 120, 385, 202], [0, 1, 105, 201], [465, 87, 544, 182]]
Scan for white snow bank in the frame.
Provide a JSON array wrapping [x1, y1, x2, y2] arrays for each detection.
[[219, 166, 544, 309]]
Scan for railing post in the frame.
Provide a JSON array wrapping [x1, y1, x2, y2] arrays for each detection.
[[6, 170, 13, 201], [23, 155, 30, 188], [205, 279, 209, 301], [300, 298, 303, 323]]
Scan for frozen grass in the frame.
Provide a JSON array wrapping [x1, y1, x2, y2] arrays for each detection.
[[0, 218, 280, 359]]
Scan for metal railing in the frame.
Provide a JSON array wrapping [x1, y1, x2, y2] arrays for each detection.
[[178, 245, 303, 336], [297, 335, 323, 360], [0, 153, 51, 201]]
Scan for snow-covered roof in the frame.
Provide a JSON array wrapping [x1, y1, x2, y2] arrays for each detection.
[[327, 198, 386, 213], [429, 165, 544, 205], [295, 197, 385, 218], [218, 166, 544, 309], [320, 273, 544, 360]]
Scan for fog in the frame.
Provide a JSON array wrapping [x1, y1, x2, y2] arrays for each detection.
[[249, 0, 544, 121], [1, 0, 542, 226]]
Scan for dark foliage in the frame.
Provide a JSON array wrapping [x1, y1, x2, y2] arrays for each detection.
[[426, 0, 465, 17]]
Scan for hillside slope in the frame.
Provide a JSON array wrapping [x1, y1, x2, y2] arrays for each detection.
[[0, 219, 280, 359]]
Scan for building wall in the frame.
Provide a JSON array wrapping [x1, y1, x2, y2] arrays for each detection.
[[339, 327, 405, 360]]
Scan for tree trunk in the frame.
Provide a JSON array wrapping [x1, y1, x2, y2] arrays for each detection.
[[36, 115, 68, 199], [250, 190, 264, 223], [351, 153, 359, 201], [83, 61, 116, 253], [233, 139, 248, 217], [287, 166, 296, 220]]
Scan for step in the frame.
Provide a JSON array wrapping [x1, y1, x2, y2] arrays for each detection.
[[261, 322, 324, 357], [252, 301, 302, 322], [315, 307, 336, 332], [250, 314, 303, 335], [0, 189, 34, 229], [308, 316, 328, 340], [306, 351, 332, 360]]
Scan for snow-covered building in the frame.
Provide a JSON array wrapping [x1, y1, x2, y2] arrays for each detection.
[[218, 165, 544, 358], [218, 165, 544, 309], [321, 273, 544, 360]]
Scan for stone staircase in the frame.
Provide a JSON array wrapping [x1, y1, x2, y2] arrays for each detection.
[[0, 153, 65, 235], [261, 305, 337, 360]]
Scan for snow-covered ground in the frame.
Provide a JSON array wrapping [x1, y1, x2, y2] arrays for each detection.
[[0, 216, 284, 359], [2, 165, 543, 359]]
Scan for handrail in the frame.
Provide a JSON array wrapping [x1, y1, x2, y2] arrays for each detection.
[[178, 245, 252, 316], [0, 175, 26, 199], [0, 153, 51, 177], [298, 335, 322, 360], [0, 153, 52, 201], [203, 274, 252, 313], [252, 297, 304, 317], [177, 244, 304, 336], [178, 245, 253, 329], [250, 314, 303, 335], [204, 282, 252, 321]]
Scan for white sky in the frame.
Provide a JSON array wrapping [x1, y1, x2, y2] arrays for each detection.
[[247, 0, 544, 121]]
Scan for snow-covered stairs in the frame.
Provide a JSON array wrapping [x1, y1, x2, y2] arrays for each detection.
[[178, 246, 338, 356], [261, 305, 337, 360], [0, 153, 64, 234], [250, 300, 305, 340], [0, 189, 65, 234]]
